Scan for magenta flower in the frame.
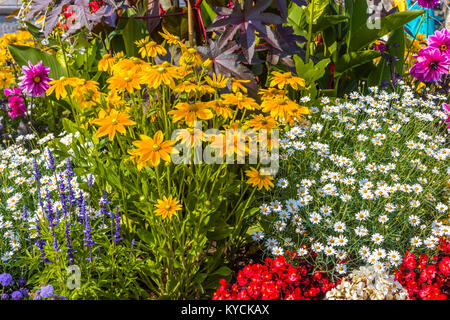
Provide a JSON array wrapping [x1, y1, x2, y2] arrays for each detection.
[[443, 103, 450, 128], [4, 87, 21, 97], [427, 29, 450, 57], [18, 61, 52, 97], [8, 95, 26, 118], [375, 42, 387, 52], [418, 0, 440, 9], [410, 47, 450, 82]]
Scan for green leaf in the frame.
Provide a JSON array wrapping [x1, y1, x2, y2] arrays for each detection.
[[200, 1, 217, 28], [122, 18, 143, 58], [349, 10, 424, 52], [24, 21, 43, 39], [287, 3, 307, 35], [334, 50, 380, 76], [387, 27, 405, 77], [348, 0, 369, 40], [7, 44, 65, 79], [105, 168, 122, 191], [294, 55, 330, 84], [367, 27, 405, 87], [307, 0, 329, 23], [166, 277, 180, 296], [207, 225, 233, 241], [211, 266, 232, 277], [162, 7, 189, 40], [312, 15, 349, 33], [137, 228, 154, 245]]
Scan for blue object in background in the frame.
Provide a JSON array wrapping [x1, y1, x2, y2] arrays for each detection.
[[405, 0, 443, 38]]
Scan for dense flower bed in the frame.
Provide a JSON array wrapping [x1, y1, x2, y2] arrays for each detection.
[[254, 85, 449, 279], [212, 253, 334, 300], [394, 238, 450, 300], [0, 0, 449, 300]]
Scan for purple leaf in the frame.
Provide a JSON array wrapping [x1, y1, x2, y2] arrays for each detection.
[[196, 30, 257, 95], [274, 0, 288, 19], [292, 0, 307, 6], [44, 0, 72, 37], [66, 0, 105, 35], [146, 0, 161, 35], [207, 0, 283, 62], [25, 0, 54, 20]]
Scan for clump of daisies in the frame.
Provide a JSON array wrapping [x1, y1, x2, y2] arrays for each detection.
[[0, 132, 98, 264], [255, 84, 449, 278], [325, 265, 409, 300]]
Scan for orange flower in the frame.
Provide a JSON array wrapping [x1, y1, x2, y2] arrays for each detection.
[[246, 114, 277, 131], [261, 97, 299, 120], [107, 69, 143, 93], [168, 102, 213, 125], [221, 92, 259, 110], [129, 131, 176, 168], [135, 36, 167, 58], [231, 79, 250, 93], [143, 63, 179, 89], [204, 73, 229, 89], [206, 100, 233, 119], [245, 167, 274, 190], [92, 109, 136, 141], [270, 71, 306, 90], [154, 195, 182, 219]]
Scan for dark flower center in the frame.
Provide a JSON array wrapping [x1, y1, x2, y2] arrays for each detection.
[[440, 44, 448, 51], [429, 62, 438, 70], [33, 76, 41, 83]]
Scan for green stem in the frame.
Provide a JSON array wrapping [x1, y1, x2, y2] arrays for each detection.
[[305, 0, 315, 63]]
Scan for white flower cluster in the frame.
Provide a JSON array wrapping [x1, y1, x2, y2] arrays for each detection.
[[0, 133, 97, 262], [255, 86, 450, 276], [325, 265, 409, 300]]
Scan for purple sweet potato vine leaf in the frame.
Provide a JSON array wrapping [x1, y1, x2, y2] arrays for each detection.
[[197, 29, 258, 95], [206, 0, 283, 63], [24, 0, 118, 37]]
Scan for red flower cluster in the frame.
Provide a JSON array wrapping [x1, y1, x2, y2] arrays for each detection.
[[89, 0, 104, 13], [394, 238, 450, 300], [212, 253, 334, 300], [60, 1, 104, 31]]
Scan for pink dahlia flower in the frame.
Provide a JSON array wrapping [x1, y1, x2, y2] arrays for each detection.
[[8, 95, 26, 118], [4, 87, 21, 97], [427, 29, 450, 57], [410, 47, 450, 82], [418, 0, 440, 9], [18, 61, 52, 97]]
